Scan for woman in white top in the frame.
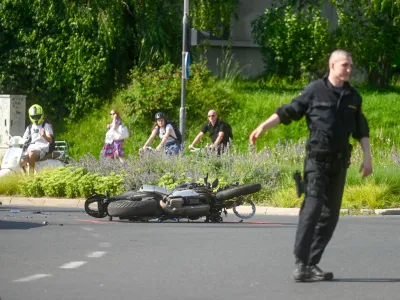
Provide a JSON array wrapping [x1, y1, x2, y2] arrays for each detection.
[[140, 112, 181, 155]]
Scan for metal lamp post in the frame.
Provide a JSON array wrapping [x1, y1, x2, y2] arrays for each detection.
[[179, 0, 189, 146]]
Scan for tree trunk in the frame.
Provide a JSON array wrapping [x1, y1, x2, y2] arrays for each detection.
[[368, 54, 392, 88]]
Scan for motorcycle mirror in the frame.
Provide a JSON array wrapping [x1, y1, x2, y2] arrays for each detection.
[[203, 173, 208, 185], [211, 178, 219, 188], [105, 190, 110, 200]]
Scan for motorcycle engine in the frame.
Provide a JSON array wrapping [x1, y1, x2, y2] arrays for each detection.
[[164, 190, 210, 217], [168, 190, 201, 207], [167, 196, 200, 208]]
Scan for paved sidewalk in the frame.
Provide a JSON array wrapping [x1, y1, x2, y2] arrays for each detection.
[[1, 196, 400, 215]]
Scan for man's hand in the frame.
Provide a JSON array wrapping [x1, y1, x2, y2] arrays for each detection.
[[188, 145, 194, 150], [249, 127, 264, 145], [40, 128, 46, 136], [249, 113, 281, 145], [156, 145, 163, 151], [359, 157, 373, 178]]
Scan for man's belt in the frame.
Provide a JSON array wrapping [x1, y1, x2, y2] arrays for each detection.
[[307, 151, 344, 162]]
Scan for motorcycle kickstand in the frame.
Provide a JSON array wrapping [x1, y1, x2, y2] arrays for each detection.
[[108, 215, 113, 221]]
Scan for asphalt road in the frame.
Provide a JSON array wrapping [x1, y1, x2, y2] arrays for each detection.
[[1, 205, 400, 300]]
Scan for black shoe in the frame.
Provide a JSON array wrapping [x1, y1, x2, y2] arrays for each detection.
[[293, 261, 308, 282], [307, 265, 334, 281]]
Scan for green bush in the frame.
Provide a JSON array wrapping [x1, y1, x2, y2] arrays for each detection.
[[94, 173, 124, 196], [14, 166, 123, 199], [118, 61, 236, 146], [77, 173, 101, 198], [1, 144, 400, 210], [122, 63, 181, 123], [65, 167, 88, 198], [19, 176, 45, 198], [0, 174, 23, 196]]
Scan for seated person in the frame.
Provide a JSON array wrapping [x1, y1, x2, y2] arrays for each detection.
[[21, 104, 54, 174]]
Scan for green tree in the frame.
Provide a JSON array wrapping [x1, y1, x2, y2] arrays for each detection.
[[332, 0, 400, 87], [0, 0, 240, 120], [190, 0, 239, 36], [251, 2, 331, 79]]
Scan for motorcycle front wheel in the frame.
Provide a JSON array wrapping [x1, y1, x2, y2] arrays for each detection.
[[232, 197, 256, 219], [85, 194, 107, 218]]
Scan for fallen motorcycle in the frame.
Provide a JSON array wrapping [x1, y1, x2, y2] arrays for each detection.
[[85, 175, 261, 222]]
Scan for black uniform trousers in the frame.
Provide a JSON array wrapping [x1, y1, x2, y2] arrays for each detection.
[[294, 154, 347, 265]]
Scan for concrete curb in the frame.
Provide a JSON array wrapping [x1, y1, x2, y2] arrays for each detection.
[[1, 196, 400, 216], [0, 196, 84, 208]]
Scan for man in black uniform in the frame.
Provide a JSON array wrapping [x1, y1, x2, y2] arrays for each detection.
[[189, 110, 232, 151], [249, 50, 373, 282]]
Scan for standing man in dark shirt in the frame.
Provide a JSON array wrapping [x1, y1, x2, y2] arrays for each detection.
[[189, 110, 232, 151], [249, 50, 373, 282]]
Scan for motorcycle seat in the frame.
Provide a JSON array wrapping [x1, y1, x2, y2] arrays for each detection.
[[140, 185, 172, 195], [39, 151, 62, 161]]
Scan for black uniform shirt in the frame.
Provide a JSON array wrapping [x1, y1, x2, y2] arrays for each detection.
[[201, 119, 229, 145], [275, 76, 370, 153]]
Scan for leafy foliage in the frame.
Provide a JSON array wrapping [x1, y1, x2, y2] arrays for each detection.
[[0, 0, 241, 120], [190, 0, 239, 36], [0, 0, 183, 119], [0, 174, 23, 196], [251, 1, 331, 79], [119, 61, 236, 139], [122, 63, 181, 123], [0, 0, 134, 118], [17, 167, 123, 198], [331, 0, 400, 87], [3, 142, 400, 209]]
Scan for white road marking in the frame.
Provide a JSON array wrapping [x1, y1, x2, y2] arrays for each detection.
[[98, 242, 112, 248], [81, 227, 94, 231], [86, 251, 107, 258], [91, 233, 101, 238], [13, 274, 52, 282], [60, 261, 87, 269]]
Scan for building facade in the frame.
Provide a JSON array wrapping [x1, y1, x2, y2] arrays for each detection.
[[203, 0, 337, 77]]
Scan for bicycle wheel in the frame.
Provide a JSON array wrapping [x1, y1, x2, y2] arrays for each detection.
[[232, 197, 256, 219]]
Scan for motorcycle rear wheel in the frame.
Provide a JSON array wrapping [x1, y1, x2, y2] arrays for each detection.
[[215, 183, 261, 201], [107, 199, 158, 218]]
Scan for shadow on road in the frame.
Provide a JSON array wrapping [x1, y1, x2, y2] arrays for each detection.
[[0, 220, 43, 230], [333, 278, 400, 283]]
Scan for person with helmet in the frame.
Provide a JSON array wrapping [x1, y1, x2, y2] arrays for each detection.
[[140, 112, 181, 155], [21, 104, 54, 174]]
